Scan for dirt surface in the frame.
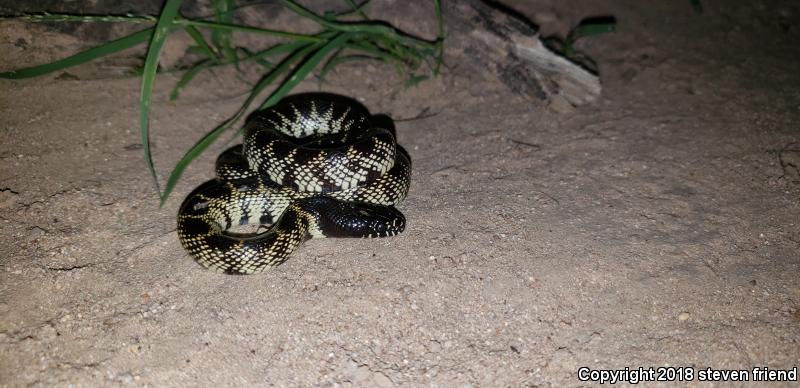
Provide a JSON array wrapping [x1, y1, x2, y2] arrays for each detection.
[[2, 0, 799, 386]]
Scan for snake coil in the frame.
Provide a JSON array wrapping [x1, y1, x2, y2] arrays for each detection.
[[177, 95, 411, 274]]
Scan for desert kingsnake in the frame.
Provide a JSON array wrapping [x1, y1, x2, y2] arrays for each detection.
[[177, 95, 410, 274]]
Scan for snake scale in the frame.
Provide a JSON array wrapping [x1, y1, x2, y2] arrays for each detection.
[[177, 95, 411, 274]]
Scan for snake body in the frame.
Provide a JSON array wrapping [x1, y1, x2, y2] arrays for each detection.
[[177, 96, 410, 274]]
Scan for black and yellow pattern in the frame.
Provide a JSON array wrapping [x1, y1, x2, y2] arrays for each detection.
[[177, 96, 411, 274]]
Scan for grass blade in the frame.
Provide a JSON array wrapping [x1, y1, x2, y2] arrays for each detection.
[[176, 19, 322, 42], [0, 28, 153, 78], [140, 0, 183, 198], [184, 24, 219, 59], [280, 0, 436, 51], [234, 39, 315, 70], [404, 74, 428, 89], [433, 0, 444, 74], [211, 0, 236, 63], [237, 47, 274, 70], [318, 53, 377, 81], [258, 32, 353, 110], [5, 5, 443, 204], [169, 60, 215, 101], [160, 42, 320, 204], [0, 13, 156, 23], [340, 0, 371, 19], [566, 17, 617, 45], [168, 40, 313, 102], [563, 17, 616, 56], [346, 40, 405, 69], [247, 40, 316, 62], [161, 33, 353, 203]]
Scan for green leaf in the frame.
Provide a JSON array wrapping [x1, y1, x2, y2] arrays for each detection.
[[0, 28, 153, 79], [169, 60, 214, 101], [235, 40, 314, 70], [140, 0, 183, 199], [566, 17, 617, 44], [257, 32, 354, 110], [280, 0, 436, 52], [404, 74, 428, 89], [248, 40, 316, 61], [0, 13, 157, 24], [340, 0, 371, 19], [161, 33, 354, 203], [211, 0, 236, 62], [433, 0, 444, 74], [564, 16, 616, 55], [237, 47, 274, 70], [319, 53, 377, 81], [184, 25, 218, 59], [2, 6, 444, 205], [175, 19, 323, 42], [346, 40, 405, 71], [159, 42, 320, 204]]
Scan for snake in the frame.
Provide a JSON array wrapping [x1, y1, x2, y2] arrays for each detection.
[[177, 95, 411, 274]]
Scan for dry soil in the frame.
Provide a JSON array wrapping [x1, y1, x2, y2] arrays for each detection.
[[1, 0, 799, 386]]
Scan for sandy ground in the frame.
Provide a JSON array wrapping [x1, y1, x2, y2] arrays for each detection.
[[1, 0, 799, 386]]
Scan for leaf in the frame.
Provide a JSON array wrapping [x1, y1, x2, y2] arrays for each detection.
[[566, 17, 617, 44], [140, 0, 184, 199], [564, 16, 616, 56], [211, 0, 236, 63], [346, 40, 405, 71], [433, 0, 444, 74], [0, 28, 153, 79], [404, 74, 428, 89], [159, 42, 320, 204], [257, 32, 354, 110], [319, 53, 377, 81], [2, 6, 443, 204], [160, 33, 354, 204], [339, 0, 371, 19], [184, 24, 218, 59], [169, 60, 214, 101], [176, 19, 323, 42], [237, 47, 274, 70], [280, 0, 435, 52]]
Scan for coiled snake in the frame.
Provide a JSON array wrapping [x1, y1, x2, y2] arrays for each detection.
[[177, 95, 411, 274]]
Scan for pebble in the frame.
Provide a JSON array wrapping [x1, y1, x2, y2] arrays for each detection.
[[373, 371, 393, 387], [678, 312, 690, 321], [353, 366, 371, 381]]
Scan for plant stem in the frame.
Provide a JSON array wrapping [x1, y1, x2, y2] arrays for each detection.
[[280, 0, 438, 51], [0, 12, 324, 43]]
